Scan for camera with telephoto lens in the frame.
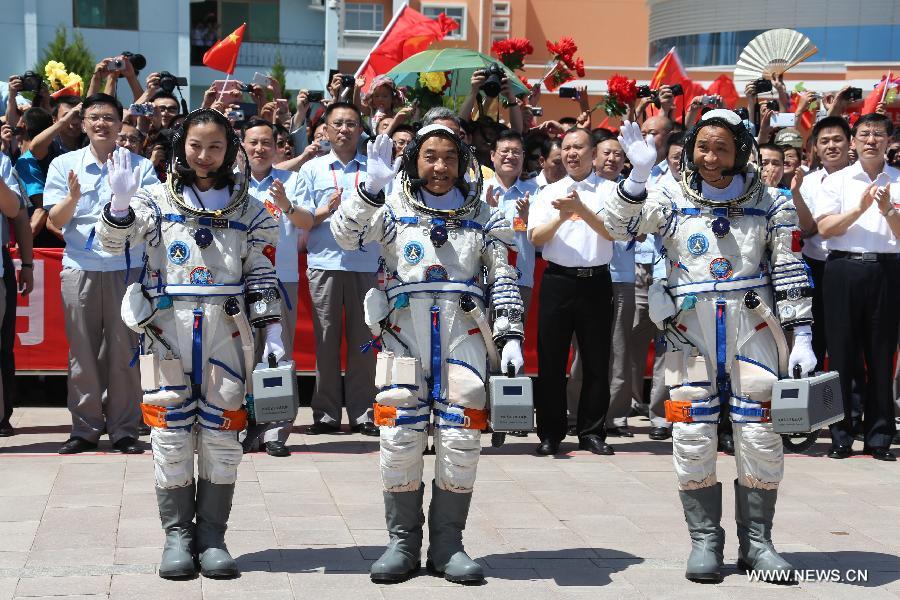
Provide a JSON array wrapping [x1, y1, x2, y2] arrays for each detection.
[[754, 78, 773, 94], [158, 71, 188, 93], [479, 63, 506, 98], [18, 71, 42, 92], [121, 51, 146, 71], [844, 87, 863, 102], [636, 83, 683, 108]]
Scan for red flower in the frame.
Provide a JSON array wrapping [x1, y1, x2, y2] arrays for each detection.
[[573, 57, 585, 78], [491, 37, 534, 71], [546, 37, 578, 62], [607, 74, 637, 105]]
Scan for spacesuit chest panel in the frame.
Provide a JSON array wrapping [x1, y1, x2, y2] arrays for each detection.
[[665, 195, 769, 286], [391, 217, 483, 284], [150, 200, 247, 286]]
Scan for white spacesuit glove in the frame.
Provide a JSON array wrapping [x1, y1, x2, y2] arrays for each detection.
[[363, 134, 401, 195], [107, 146, 141, 213], [618, 120, 657, 196], [263, 322, 286, 363], [788, 324, 816, 377], [500, 339, 524, 375]]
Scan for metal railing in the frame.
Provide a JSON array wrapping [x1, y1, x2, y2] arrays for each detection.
[[191, 40, 324, 70]]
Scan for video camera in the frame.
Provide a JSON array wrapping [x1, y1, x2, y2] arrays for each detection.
[[18, 71, 43, 93], [158, 71, 188, 94], [477, 63, 506, 98], [636, 83, 683, 108]]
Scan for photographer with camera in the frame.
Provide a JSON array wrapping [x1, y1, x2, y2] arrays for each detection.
[[460, 64, 523, 133], [28, 96, 85, 163], [6, 73, 51, 136], [86, 55, 144, 103]]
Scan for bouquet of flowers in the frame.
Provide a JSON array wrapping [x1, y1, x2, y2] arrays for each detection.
[[542, 37, 585, 92], [44, 60, 83, 97], [491, 38, 534, 72], [401, 71, 452, 113], [602, 74, 638, 117]]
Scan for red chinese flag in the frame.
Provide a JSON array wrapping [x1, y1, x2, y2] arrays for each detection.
[[861, 72, 891, 115], [203, 23, 246, 75], [647, 47, 705, 123], [706, 74, 739, 109], [789, 93, 816, 131], [358, 6, 459, 92]]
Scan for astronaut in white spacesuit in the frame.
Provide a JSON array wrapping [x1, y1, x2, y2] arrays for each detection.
[[97, 108, 284, 580], [605, 110, 817, 583], [331, 127, 524, 584]]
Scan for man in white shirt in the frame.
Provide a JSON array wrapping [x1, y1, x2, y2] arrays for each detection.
[[241, 118, 315, 456], [528, 128, 615, 456], [815, 113, 900, 461]]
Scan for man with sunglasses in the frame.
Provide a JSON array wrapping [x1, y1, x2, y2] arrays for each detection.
[[814, 113, 900, 461], [44, 93, 159, 455], [298, 101, 380, 436]]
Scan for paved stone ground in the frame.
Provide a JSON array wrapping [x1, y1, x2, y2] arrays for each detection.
[[1, 406, 899, 599]]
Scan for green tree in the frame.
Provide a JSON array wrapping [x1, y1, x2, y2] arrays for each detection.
[[270, 51, 287, 100], [34, 27, 95, 95]]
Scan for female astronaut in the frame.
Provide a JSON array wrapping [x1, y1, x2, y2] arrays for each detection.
[[331, 127, 525, 584], [605, 110, 817, 583], [97, 108, 284, 579]]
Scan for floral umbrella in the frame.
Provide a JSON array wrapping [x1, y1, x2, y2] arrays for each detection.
[[386, 48, 530, 97]]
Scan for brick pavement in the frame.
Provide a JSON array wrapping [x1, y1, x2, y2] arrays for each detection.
[[0, 407, 899, 599]]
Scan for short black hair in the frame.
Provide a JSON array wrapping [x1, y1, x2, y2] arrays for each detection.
[[811, 116, 851, 145], [274, 122, 289, 140], [241, 116, 276, 139], [852, 112, 894, 138], [592, 128, 614, 146], [759, 143, 784, 160], [540, 136, 562, 159], [559, 117, 578, 128], [324, 101, 361, 122], [562, 127, 592, 145], [50, 94, 81, 119], [780, 144, 801, 160], [81, 93, 123, 120], [493, 129, 524, 150], [666, 131, 685, 153], [151, 90, 178, 104], [22, 107, 53, 140], [391, 124, 415, 138]]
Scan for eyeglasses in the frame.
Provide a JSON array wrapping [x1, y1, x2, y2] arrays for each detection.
[[117, 135, 143, 145], [276, 139, 286, 148], [856, 130, 888, 141], [497, 149, 523, 157], [328, 120, 359, 130], [85, 114, 118, 124], [156, 105, 180, 114]]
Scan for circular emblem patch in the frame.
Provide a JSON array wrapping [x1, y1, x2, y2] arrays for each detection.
[[194, 228, 214, 249], [167, 241, 190, 265], [709, 257, 733, 280], [687, 233, 709, 256], [424, 264, 449, 282], [403, 241, 425, 265], [189, 266, 214, 285], [711, 216, 731, 239]]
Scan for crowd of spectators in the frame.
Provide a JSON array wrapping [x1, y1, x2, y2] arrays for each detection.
[[0, 50, 897, 459]]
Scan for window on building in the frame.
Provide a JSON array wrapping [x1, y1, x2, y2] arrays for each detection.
[[421, 5, 466, 40], [345, 3, 384, 32], [221, 0, 279, 42], [73, 0, 138, 29]]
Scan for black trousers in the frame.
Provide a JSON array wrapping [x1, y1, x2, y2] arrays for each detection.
[[536, 267, 612, 442], [824, 256, 900, 449], [1, 248, 16, 426]]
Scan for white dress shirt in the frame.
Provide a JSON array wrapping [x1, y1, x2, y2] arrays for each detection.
[[528, 172, 614, 267], [797, 168, 829, 261], [812, 161, 900, 254]]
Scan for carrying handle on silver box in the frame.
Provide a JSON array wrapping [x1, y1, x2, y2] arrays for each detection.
[[506, 363, 515, 378], [268, 352, 277, 369]]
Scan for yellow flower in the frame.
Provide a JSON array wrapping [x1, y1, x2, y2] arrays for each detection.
[[419, 71, 447, 94]]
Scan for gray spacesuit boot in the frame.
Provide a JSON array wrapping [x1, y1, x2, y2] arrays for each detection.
[[734, 480, 795, 583], [425, 481, 484, 584], [678, 483, 725, 582], [195, 479, 239, 578], [156, 483, 197, 579], [370, 484, 425, 582]]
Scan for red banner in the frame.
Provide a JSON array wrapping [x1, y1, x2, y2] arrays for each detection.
[[13, 250, 543, 375]]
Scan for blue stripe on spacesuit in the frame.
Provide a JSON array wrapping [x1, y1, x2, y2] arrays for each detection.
[[715, 299, 729, 412], [209, 358, 244, 383], [430, 304, 442, 402], [446, 358, 483, 382], [734, 355, 776, 377], [675, 207, 768, 217], [191, 309, 203, 389]]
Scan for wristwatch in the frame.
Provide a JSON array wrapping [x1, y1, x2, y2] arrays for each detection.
[[884, 207, 897, 218], [286, 204, 296, 215]]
